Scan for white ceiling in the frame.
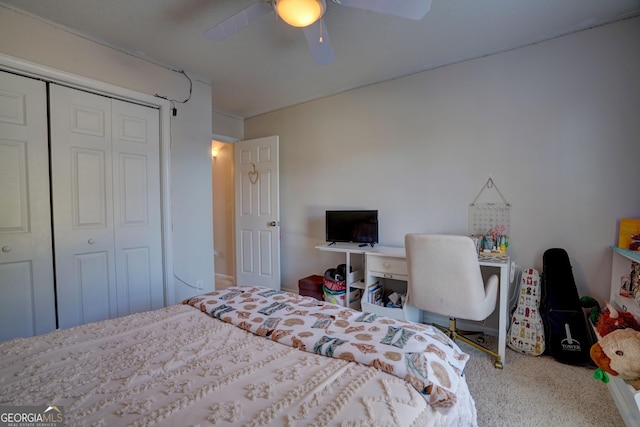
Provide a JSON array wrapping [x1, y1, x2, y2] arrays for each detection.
[[2, 0, 639, 119]]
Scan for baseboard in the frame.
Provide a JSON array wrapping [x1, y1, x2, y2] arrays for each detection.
[[215, 273, 234, 282]]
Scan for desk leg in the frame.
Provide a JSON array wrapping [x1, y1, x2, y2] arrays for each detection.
[[498, 263, 509, 367]]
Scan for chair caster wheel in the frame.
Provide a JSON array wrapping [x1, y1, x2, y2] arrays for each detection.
[[494, 360, 503, 369]]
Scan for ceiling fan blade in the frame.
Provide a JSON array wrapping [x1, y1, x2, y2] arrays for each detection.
[[204, 2, 273, 41], [335, 0, 432, 20], [303, 19, 335, 65]]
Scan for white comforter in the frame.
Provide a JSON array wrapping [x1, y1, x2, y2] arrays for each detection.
[[0, 292, 477, 426]]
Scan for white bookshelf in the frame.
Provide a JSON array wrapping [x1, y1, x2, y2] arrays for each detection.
[[606, 247, 640, 426]]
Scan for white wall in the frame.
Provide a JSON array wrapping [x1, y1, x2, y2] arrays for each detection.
[[212, 111, 243, 142], [0, 7, 215, 304], [169, 77, 216, 302], [245, 17, 640, 303]]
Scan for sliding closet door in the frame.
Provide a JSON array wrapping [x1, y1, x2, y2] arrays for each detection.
[[111, 99, 163, 316], [0, 72, 56, 341], [50, 85, 117, 328], [51, 85, 163, 329]]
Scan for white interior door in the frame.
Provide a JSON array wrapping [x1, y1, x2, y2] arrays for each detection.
[[0, 71, 56, 341], [235, 136, 280, 288], [111, 98, 163, 316], [51, 85, 163, 328], [50, 85, 117, 328]]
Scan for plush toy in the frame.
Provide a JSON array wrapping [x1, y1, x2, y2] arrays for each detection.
[[595, 302, 640, 337], [590, 328, 640, 390]]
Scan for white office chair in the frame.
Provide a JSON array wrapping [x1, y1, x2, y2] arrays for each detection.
[[405, 233, 503, 368]]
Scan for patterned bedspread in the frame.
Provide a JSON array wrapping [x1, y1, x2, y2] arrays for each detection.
[[183, 286, 470, 410], [0, 287, 477, 426]]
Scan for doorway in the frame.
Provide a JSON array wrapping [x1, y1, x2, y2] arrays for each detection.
[[211, 136, 281, 290], [211, 141, 235, 290]]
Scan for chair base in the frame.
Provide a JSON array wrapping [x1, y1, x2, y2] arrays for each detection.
[[433, 318, 503, 369]]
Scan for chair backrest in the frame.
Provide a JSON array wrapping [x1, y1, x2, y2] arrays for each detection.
[[405, 233, 497, 321]]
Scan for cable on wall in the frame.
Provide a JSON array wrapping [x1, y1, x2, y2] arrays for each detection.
[[10, 14, 196, 116], [155, 68, 192, 117], [174, 272, 205, 292]]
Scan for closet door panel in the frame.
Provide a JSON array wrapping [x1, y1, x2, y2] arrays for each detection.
[[73, 251, 111, 324], [122, 247, 153, 313], [112, 99, 163, 315], [0, 72, 55, 341], [50, 84, 117, 329], [0, 141, 28, 232], [0, 261, 36, 340], [73, 148, 108, 227]]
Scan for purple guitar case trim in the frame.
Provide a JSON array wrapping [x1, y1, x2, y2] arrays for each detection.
[[541, 248, 595, 365]]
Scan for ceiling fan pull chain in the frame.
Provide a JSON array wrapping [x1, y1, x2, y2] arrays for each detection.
[[319, 19, 324, 43]]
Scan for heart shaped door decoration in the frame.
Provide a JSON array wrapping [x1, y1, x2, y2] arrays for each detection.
[[248, 163, 259, 185]]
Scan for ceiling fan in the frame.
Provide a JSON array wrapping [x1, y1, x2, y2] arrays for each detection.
[[204, 0, 432, 65]]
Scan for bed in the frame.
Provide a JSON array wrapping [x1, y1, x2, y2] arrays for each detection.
[[0, 286, 478, 426]]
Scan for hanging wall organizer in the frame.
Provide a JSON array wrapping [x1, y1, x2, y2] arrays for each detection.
[[469, 177, 511, 256]]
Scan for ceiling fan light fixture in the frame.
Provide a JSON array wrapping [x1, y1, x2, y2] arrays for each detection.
[[275, 0, 326, 28]]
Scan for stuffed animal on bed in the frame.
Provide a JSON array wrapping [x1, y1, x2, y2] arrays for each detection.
[[591, 302, 640, 390]]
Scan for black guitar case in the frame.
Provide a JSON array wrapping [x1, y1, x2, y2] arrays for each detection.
[[541, 248, 595, 365]]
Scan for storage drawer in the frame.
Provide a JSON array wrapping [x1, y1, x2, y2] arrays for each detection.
[[367, 255, 407, 279], [361, 301, 421, 322], [361, 301, 404, 320], [607, 373, 640, 425]]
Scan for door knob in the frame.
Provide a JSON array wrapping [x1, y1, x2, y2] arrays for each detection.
[[268, 221, 279, 227], [88, 239, 95, 244], [1, 246, 10, 253]]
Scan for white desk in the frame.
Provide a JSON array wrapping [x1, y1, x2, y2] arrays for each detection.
[[316, 243, 512, 367]]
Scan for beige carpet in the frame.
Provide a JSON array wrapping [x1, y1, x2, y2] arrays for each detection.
[[460, 338, 626, 426]]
